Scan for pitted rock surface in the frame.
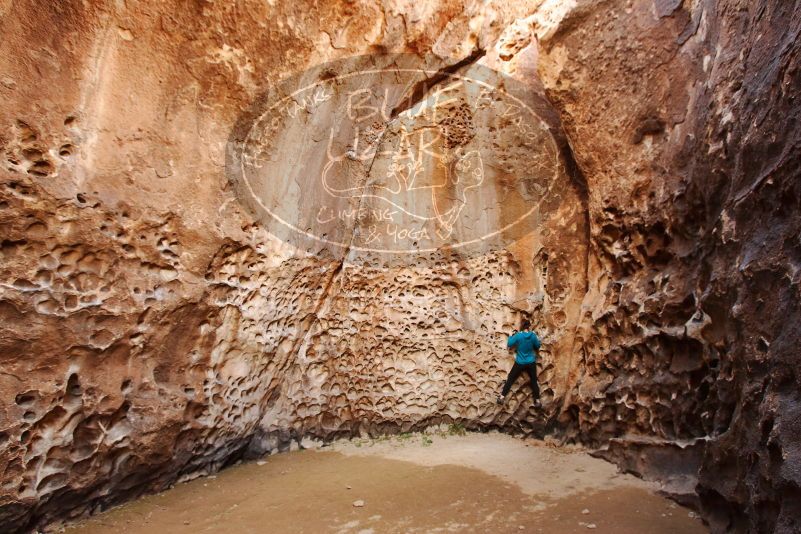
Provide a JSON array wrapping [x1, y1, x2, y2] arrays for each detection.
[[0, 1, 799, 533]]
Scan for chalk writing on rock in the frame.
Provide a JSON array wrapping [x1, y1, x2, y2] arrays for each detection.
[[227, 54, 561, 259]]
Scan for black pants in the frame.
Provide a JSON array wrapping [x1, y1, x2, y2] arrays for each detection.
[[501, 362, 540, 399]]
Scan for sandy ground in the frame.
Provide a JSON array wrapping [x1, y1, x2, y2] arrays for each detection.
[[66, 432, 707, 533]]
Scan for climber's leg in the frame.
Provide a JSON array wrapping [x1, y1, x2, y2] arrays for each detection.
[[524, 363, 540, 402], [499, 363, 524, 403]]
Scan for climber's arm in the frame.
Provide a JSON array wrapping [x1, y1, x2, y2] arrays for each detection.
[[507, 332, 519, 352]]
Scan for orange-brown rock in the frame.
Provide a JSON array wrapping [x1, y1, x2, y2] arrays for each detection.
[[0, 1, 798, 533]]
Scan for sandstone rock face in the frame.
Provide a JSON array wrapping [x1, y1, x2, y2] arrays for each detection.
[[0, 1, 798, 533], [534, 2, 801, 531]]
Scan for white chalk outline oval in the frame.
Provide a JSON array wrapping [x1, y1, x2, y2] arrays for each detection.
[[238, 67, 562, 255]]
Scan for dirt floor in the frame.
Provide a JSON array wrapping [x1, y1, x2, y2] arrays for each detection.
[[66, 432, 707, 533]]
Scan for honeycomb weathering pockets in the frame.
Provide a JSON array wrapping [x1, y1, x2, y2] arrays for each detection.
[[2, 0, 799, 532]]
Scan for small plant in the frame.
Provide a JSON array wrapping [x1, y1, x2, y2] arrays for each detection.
[[421, 435, 433, 447], [447, 423, 466, 436]]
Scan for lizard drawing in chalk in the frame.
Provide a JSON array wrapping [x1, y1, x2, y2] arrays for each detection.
[[321, 124, 484, 240]]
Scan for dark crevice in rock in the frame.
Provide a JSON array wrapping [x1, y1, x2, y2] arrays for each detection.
[[390, 47, 487, 119]]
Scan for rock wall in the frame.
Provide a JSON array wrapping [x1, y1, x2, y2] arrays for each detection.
[[0, 0, 798, 532], [533, 1, 801, 531], [0, 2, 587, 530]]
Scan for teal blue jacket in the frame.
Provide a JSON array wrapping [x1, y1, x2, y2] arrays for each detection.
[[507, 331, 541, 365]]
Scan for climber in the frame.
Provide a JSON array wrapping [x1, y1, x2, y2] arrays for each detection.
[[497, 318, 542, 408]]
